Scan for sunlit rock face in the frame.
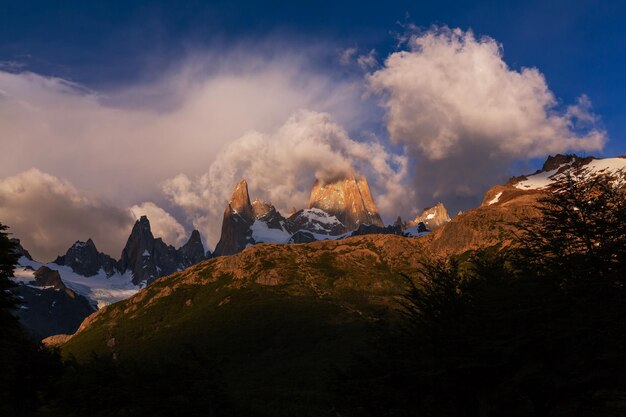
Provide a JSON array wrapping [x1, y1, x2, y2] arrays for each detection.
[[213, 179, 256, 257], [408, 202, 451, 231], [214, 174, 395, 257], [308, 175, 384, 231]]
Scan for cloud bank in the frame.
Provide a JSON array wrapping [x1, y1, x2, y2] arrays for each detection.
[[163, 110, 412, 247], [0, 52, 368, 207], [0, 170, 190, 261], [0, 29, 609, 255], [368, 27, 606, 210], [0, 169, 134, 261]]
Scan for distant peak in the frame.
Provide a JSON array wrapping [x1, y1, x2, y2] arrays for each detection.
[[227, 178, 253, 221], [409, 202, 451, 230], [252, 199, 276, 219], [72, 239, 96, 249], [542, 154, 579, 172], [308, 173, 384, 230], [185, 229, 203, 245], [133, 215, 152, 233]]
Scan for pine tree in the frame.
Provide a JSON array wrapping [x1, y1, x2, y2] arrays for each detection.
[[515, 169, 626, 286], [0, 223, 20, 320], [0, 223, 62, 416]]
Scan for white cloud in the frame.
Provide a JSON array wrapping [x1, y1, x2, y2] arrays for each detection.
[[368, 27, 606, 210], [0, 169, 134, 261], [163, 110, 412, 246], [129, 202, 187, 246], [0, 52, 369, 208], [0, 31, 610, 248]]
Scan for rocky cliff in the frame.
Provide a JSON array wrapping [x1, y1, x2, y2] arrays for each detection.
[[213, 179, 256, 257], [308, 175, 384, 230], [408, 202, 451, 231], [118, 216, 207, 285]]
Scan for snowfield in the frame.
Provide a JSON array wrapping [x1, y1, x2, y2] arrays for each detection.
[[13, 256, 141, 309], [488, 192, 503, 205], [515, 157, 626, 190], [250, 220, 292, 243]]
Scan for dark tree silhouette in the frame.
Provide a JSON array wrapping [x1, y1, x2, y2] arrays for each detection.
[[514, 169, 626, 286], [0, 223, 62, 417], [340, 171, 626, 417]]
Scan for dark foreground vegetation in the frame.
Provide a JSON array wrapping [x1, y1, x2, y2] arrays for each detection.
[[1, 171, 625, 416]]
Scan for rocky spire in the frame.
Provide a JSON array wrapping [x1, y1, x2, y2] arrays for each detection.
[[251, 198, 272, 218], [228, 179, 254, 222], [308, 174, 384, 230], [213, 179, 256, 257], [118, 216, 181, 285], [408, 202, 451, 230], [394, 216, 405, 228], [179, 230, 207, 268]]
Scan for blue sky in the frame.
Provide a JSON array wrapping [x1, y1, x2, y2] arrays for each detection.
[[2, 1, 625, 153], [1, 0, 625, 258]]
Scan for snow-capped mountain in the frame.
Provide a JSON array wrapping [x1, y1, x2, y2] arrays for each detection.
[[12, 218, 208, 308], [308, 175, 384, 230], [11, 262, 96, 340], [512, 154, 626, 190], [15, 252, 138, 310], [54, 238, 118, 277], [118, 216, 207, 285], [407, 202, 452, 231], [212, 174, 430, 256], [212, 179, 359, 256]]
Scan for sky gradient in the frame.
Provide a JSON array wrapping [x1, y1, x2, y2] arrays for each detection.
[[1, 0, 625, 260]]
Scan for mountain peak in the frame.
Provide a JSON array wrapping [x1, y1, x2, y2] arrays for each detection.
[[137, 215, 151, 229], [55, 238, 117, 277], [188, 229, 201, 242], [513, 155, 626, 190], [409, 202, 451, 230], [228, 179, 253, 220], [252, 198, 273, 219], [179, 229, 207, 268], [213, 179, 257, 257], [308, 174, 384, 230], [541, 154, 579, 172]]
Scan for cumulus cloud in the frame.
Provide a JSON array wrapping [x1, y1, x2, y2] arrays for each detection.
[[129, 202, 188, 247], [0, 31, 610, 250], [0, 169, 134, 261], [163, 110, 412, 247], [0, 51, 369, 208], [368, 27, 606, 211], [0, 48, 384, 251]]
